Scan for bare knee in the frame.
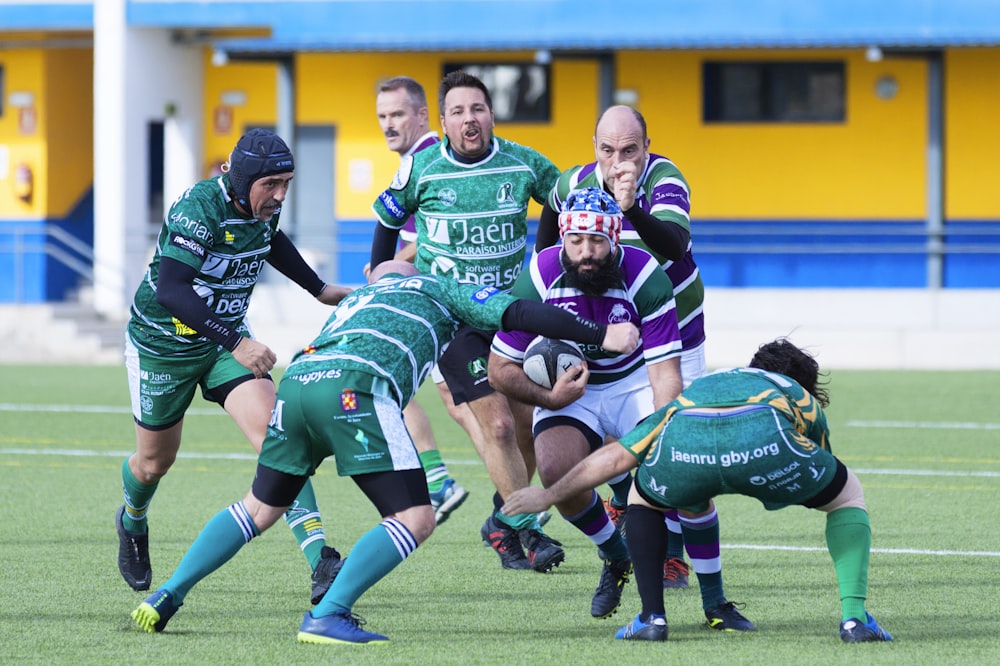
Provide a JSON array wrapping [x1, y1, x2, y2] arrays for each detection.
[[130, 453, 175, 484], [818, 468, 867, 512], [394, 505, 436, 543]]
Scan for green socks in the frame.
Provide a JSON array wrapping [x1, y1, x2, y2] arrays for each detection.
[[825, 507, 871, 621], [121, 458, 157, 533], [418, 449, 449, 494]]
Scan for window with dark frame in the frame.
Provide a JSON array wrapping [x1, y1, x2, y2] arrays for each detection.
[[443, 63, 551, 123], [703, 61, 845, 123]]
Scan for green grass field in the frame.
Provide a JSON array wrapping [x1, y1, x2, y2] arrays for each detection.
[[1, 364, 998, 665]]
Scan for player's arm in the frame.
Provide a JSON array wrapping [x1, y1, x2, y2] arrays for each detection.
[[155, 257, 276, 375], [267, 230, 350, 306], [647, 356, 683, 409], [394, 242, 417, 263], [624, 205, 689, 262], [501, 443, 639, 516], [499, 300, 639, 354], [370, 223, 402, 271], [534, 202, 560, 252], [488, 350, 589, 410]]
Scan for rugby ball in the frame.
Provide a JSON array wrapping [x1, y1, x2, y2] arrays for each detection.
[[522, 336, 585, 389]]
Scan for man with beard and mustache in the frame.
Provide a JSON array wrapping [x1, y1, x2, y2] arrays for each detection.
[[488, 187, 684, 621], [371, 70, 566, 573]]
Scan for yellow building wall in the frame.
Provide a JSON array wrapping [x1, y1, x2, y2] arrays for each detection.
[[44, 48, 93, 217], [945, 48, 1000, 220], [204, 51, 603, 220], [0, 47, 91, 220], [0, 49, 45, 219], [202, 46, 999, 225], [620, 49, 927, 220]]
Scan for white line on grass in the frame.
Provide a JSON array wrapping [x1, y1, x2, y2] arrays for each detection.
[[847, 420, 1000, 430], [3, 448, 1000, 479], [724, 543, 1000, 557], [5, 405, 999, 430], [0, 448, 257, 460], [0, 403, 222, 416]]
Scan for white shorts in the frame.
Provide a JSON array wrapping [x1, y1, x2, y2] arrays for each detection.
[[533, 368, 654, 440], [681, 341, 707, 387]]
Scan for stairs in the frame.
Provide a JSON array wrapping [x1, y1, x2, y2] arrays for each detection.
[[0, 302, 125, 364]]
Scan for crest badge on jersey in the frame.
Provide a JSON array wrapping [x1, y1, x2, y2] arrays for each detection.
[[438, 188, 457, 206], [496, 182, 515, 206], [609, 303, 631, 324], [340, 388, 358, 412]]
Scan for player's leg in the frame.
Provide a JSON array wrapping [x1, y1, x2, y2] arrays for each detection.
[[302, 468, 433, 645], [217, 366, 340, 598], [118, 341, 198, 591], [436, 328, 550, 569], [807, 462, 892, 642], [404, 398, 468, 524], [132, 469, 300, 633], [536, 417, 629, 617], [616, 487, 670, 641], [663, 342, 710, 588]]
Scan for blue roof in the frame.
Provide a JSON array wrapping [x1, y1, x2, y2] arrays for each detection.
[[5, 1, 1000, 50]]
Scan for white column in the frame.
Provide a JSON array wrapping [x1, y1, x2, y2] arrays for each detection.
[[92, 0, 128, 317]]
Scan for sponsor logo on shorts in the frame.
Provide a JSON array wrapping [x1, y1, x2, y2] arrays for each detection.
[[467, 356, 488, 380], [140, 370, 173, 382], [139, 395, 153, 414], [293, 368, 342, 385], [668, 442, 780, 467], [752, 461, 804, 493], [341, 388, 358, 412]]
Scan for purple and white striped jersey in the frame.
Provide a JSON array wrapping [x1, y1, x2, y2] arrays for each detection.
[[492, 244, 682, 385], [399, 132, 441, 244]]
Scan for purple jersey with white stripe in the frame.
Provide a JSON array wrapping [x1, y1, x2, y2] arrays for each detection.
[[399, 132, 441, 243], [492, 245, 682, 385]]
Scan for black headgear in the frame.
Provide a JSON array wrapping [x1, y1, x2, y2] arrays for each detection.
[[226, 128, 294, 206]]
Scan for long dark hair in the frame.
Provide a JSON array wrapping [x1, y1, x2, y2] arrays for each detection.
[[748, 338, 830, 407]]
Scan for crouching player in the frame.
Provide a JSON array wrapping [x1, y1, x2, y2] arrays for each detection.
[[502, 338, 893, 644]]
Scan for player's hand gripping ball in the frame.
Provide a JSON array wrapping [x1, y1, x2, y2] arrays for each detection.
[[522, 336, 585, 389]]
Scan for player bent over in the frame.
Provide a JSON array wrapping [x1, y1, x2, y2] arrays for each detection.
[[503, 338, 892, 644], [131, 260, 638, 644]]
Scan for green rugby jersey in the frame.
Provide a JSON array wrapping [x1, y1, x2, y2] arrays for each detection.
[[127, 175, 278, 357], [620, 367, 832, 461], [283, 274, 516, 406], [372, 136, 560, 292]]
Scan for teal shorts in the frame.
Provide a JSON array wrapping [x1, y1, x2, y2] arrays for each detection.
[[634, 404, 839, 512], [124, 336, 253, 427], [259, 369, 420, 478]]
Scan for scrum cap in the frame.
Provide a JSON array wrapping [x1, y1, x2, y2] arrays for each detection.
[[226, 128, 294, 206], [558, 186, 622, 253]]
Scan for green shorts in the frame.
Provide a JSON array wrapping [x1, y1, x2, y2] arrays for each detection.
[[124, 336, 252, 427], [634, 404, 839, 512], [259, 369, 420, 478]]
